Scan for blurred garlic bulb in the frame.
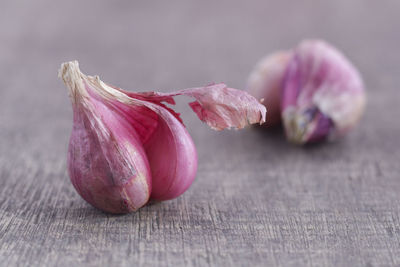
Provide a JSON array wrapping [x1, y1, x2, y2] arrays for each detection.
[[59, 61, 266, 214], [248, 40, 366, 144], [282, 40, 366, 144]]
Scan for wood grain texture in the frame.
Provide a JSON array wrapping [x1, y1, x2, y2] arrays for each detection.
[[1, 1, 400, 266]]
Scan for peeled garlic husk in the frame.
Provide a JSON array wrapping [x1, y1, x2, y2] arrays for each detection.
[[60, 61, 266, 214], [282, 40, 366, 144]]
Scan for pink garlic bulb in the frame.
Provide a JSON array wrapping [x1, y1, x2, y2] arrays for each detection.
[[248, 40, 366, 144], [247, 51, 292, 126], [59, 61, 266, 214], [282, 40, 366, 144]]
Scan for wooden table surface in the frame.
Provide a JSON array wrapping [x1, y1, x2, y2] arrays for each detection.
[[1, 1, 400, 266]]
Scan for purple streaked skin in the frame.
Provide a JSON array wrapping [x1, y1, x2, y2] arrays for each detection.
[[281, 40, 366, 144], [60, 61, 266, 214], [67, 85, 152, 214]]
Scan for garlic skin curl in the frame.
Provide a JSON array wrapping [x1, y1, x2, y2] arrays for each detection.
[[59, 61, 266, 214]]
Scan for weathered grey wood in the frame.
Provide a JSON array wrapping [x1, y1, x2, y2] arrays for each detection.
[[1, 0, 400, 266]]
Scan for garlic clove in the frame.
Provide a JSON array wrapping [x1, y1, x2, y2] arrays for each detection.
[[60, 62, 152, 214], [128, 98, 198, 201], [144, 108, 197, 201], [247, 51, 292, 126], [60, 61, 267, 213], [281, 40, 366, 144]]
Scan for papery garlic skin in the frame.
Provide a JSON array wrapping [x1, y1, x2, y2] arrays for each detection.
[[247, 51, 292, 126], [281, 40, 366, 144], [60, 61, 266, 214]]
